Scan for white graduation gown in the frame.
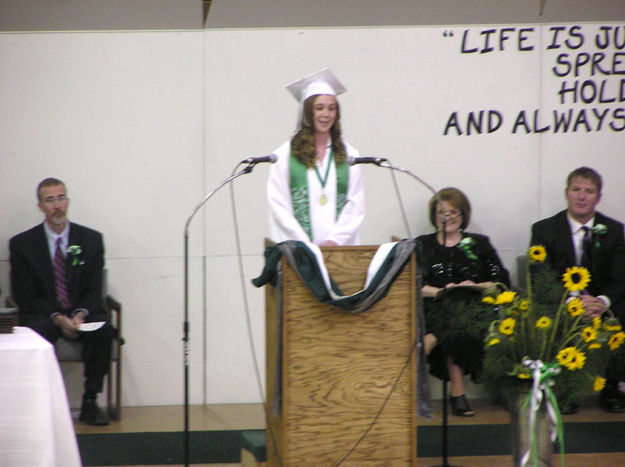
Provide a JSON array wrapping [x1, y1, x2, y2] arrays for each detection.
[[267, 140, 365, 246]]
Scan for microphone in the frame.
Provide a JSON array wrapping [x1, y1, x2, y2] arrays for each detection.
[[241, 154, 277, 165], [347, 156, 388, 166]]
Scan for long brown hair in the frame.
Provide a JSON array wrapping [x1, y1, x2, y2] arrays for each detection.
[[290, 94, 347, 168]]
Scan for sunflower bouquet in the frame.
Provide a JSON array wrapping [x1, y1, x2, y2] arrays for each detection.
[[481, 245, 625, 405]]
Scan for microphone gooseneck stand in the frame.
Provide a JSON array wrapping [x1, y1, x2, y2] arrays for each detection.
[[365, 159, 457, 467], [182, 161, 263, 467], [432, 220, 456, 467]]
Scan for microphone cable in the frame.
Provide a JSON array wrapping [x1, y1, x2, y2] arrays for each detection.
[[387, 158, 412, 238], [228, 162, 285, 467], [350, 156, 412, 238], [334, 333, 419, 465]]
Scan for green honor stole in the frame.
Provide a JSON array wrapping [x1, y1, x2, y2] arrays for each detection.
[[289, 148, 349, 241]]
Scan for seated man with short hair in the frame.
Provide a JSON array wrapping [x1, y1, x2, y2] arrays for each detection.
[[9, 177, 114, 426], [530, 166, 625, 414]]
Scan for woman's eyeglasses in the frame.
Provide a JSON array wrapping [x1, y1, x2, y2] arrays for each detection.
[[436, 210, 461, 220]]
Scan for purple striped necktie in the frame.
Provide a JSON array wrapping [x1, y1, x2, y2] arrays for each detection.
[[54, 237, 71, 309]]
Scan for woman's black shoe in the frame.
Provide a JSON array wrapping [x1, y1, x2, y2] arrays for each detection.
[[450, 395, 475, 416]]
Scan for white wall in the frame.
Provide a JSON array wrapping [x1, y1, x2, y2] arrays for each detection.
[[0, 30, 207, 406], [1, 22, 624, 406]]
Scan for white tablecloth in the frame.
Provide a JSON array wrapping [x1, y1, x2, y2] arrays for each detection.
[[0, 326, 81, 466]]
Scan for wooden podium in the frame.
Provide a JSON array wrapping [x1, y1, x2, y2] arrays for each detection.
[[264, 244, 417, 466]]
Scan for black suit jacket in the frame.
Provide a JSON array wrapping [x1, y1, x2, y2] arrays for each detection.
[[530, 210, 625, 319], [9, 222, 105, 319]]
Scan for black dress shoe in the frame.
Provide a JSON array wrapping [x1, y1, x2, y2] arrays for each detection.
[[449, 395, 475, 416], [599, 386, 625, 413], [79, 399, 109, 426], [558, 401, 579, 415]]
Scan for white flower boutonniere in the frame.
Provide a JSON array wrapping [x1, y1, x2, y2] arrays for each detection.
[[592, 224, 607, 236], [457, 237, 478, 260], [67, 245, 85, 266], [592, 224, 607, 248]]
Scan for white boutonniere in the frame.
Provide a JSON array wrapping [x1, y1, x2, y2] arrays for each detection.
[[67, 245, 85, 266], [592, 224, 607, 248], [592, 224, 607, 236], [457, 237, 478, 260]]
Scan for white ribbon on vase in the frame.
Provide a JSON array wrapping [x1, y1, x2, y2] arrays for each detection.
[[520, 359, 565, 467]]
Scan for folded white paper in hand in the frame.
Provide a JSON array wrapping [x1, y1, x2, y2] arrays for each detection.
[[78, 322, 105, 332]]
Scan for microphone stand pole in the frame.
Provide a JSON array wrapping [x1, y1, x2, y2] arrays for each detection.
[[377, 161, 456, 467], [182, 162, 255, 467]]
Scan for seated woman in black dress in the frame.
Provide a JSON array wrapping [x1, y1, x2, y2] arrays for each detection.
[[416, 187, 510, 416]]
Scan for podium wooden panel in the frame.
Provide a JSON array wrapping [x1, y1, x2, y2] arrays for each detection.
[[265, 244, 417, 466]]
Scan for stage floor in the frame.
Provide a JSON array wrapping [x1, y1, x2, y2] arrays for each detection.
[[74, 398, 625, 466]]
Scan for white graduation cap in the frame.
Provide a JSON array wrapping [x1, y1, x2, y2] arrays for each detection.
[[286, 68, 347, 103]]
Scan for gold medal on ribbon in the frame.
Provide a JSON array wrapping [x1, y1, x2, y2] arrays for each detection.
[[320, 193, 328, 206]]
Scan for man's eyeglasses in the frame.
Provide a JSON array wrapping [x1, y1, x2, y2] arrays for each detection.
[[42, 195, 69, 205]]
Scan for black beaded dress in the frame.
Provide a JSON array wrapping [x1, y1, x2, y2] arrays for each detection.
[[416, 232, 510, 381]]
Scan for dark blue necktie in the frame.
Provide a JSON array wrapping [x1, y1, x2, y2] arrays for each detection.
[[580, 226, 592, 269]]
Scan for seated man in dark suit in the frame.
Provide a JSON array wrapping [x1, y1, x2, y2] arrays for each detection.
[[9, 177, 114, 426], [531, 166, 625, 414]]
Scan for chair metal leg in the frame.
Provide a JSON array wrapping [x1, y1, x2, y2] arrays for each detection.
[[105, 295, 123, 421], [106, 357, 121, 421]]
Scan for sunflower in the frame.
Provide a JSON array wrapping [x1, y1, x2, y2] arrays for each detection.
[[499, 318, 516, 335], [603, 322, 623, 332], [594, 376, 606, 392], [528, 245, 547, 263], [495, 291, 517, 305], [608, 332, 625, 351], [517, 372, 531, 379], [566, 298, 585, 317], [562, 266, 591, 292], [566, 349, 586, 371], [581, 326, 597, 342], [588, 342, 602, 350], [592, 317, 601, 330], [556, 346, 576, 366], [518, 299, 530, 311], [536, 316, 552, 329], [482, 296, 496, 304], [487, 337, 500, 346]]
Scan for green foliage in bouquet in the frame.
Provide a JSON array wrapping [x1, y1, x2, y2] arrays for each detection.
[[481, 245, 625, 405]]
